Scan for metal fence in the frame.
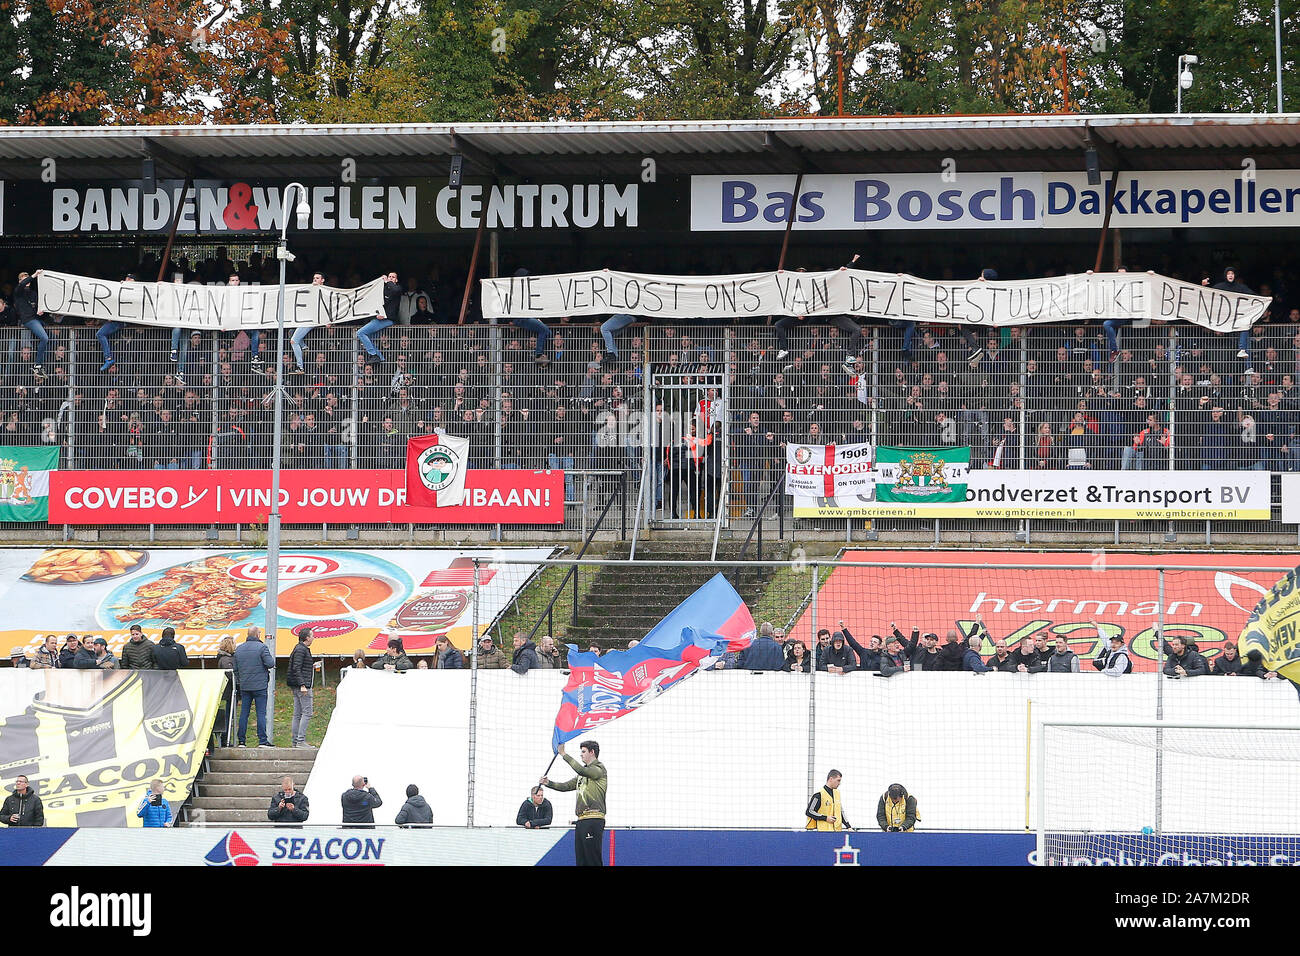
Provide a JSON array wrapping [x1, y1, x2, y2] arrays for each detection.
[[7, 311, 1300, 544], [179, 556, 1300, 833]]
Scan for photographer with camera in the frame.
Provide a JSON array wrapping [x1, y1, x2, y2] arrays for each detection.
[[341, 775, 383, 828], [136, 779, 172, 828], [876, 783, 919, 832]]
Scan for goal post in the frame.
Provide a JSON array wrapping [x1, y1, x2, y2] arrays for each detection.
[[1037, 719, 1300, 867]]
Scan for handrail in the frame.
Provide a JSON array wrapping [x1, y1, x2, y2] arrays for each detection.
[[525, 479, 624, 643], [736, 478, 785, 564]]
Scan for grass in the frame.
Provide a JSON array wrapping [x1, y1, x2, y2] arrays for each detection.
[[486, 563, 599, 644], [267, 675, 339, 748], [747, 564, 819, 633]]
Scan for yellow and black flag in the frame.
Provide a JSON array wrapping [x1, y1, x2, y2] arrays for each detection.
[[1237, 566, 1300, 685], [0, 670, 226, 826]]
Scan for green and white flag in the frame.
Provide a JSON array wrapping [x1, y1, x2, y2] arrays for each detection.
[[0, 447, 57, 521], [874, 446, 970, 503]]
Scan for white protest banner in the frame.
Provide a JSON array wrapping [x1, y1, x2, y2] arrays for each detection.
[[793, 469, 1271, 520], [784, 442, 874, 498], [481, 269, 1270, 333], [36, 271, 386, 330]]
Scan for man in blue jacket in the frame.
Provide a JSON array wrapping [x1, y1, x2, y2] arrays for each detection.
[[233, 626, 274, 748], [736, 622, 784, 670], [136, 779, 172, 828]]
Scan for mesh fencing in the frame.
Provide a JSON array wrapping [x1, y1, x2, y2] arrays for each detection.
[[4, 305, 1300, 543], [204, 555, 1300, 834]]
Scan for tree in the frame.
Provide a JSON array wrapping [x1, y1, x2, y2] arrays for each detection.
[[3, 0, 288, 125]]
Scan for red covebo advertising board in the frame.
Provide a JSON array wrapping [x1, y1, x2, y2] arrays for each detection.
[[48, 470, 564, 524]]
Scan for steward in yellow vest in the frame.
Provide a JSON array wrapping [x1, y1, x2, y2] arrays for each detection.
[[877, 783, 919, 831], [805, 770, 850, 830]]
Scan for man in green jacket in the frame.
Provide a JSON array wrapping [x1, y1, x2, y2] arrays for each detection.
[[541, 739, 607, 866]]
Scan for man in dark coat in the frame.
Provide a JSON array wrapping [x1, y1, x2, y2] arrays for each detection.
[[267, 775, 310, 826], [341, 775, 383, 828], [394, 784, 434, 827], [517, 786, 553, 828], [510, 632, 541, 675], [233, 626, 274, 748], [120, 624, 156, 670], [736, 622, 785, 670], [1163, 635, 1209, 678], [153, 627, 189, 670], [1, 774, 44, 826]]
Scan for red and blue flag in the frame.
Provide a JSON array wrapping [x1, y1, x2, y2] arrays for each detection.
[[551, 573, 755, 751]]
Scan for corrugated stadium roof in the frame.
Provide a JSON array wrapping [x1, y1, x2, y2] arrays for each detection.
[[0, 114, 1297, 180]]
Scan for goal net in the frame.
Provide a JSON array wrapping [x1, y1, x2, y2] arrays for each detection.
[[1038, 720, 1300, 866]]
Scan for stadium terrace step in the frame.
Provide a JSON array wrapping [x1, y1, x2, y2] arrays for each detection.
[[202, 771, 305, 787], [180, 747, 319, 827], [182, 809, 283, 825], [211, 746, 317, 761], [190, 796, 272, 811]]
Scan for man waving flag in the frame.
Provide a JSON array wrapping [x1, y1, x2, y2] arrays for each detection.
[[551, 573, 755, 751]]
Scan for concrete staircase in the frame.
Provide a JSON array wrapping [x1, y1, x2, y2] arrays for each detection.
[[560, 544, 772, 651], [181, 747, 319, 827]]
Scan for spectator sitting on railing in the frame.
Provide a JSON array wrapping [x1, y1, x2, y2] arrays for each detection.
[[371, 639, 413, 673], [1162, 635, 1208, 678], [267, 775, 310, 826], [434, 636, 465, 669]]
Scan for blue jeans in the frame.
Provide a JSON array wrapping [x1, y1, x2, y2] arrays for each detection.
[[153, 461, 179, 470], [888, 319, 915, 354], [291, 326, 312, 368], [96, 321, 123, 364], [238, 689, 269, 746], [23, 320, 50, 366], [600, 313, 636, 357], [1239, 330, 1253, 365], [512, 317, 551, 357], [548, 453, 575, 500], [1121, 446, 1143, 470], [324, 443, 349, 469], [1103, 319, 1131, 354], [170, 328, 191, 374], [358, 318, 393, 360]]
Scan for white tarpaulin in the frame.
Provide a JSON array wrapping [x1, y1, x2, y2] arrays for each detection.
[[481, 269, 1271, 332], [784, 442, 874, 498], [35, 271, 386, 329]]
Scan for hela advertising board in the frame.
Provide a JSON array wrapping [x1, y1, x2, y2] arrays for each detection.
[[0, 547, 554, 658], [48, 469, 564, 525], [792, 550, 1290, 671], [691, 171, 1300, 230]]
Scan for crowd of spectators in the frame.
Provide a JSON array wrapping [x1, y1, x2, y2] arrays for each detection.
[[716, 619, 1282, 679], [4, 258, 1300, 526]]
